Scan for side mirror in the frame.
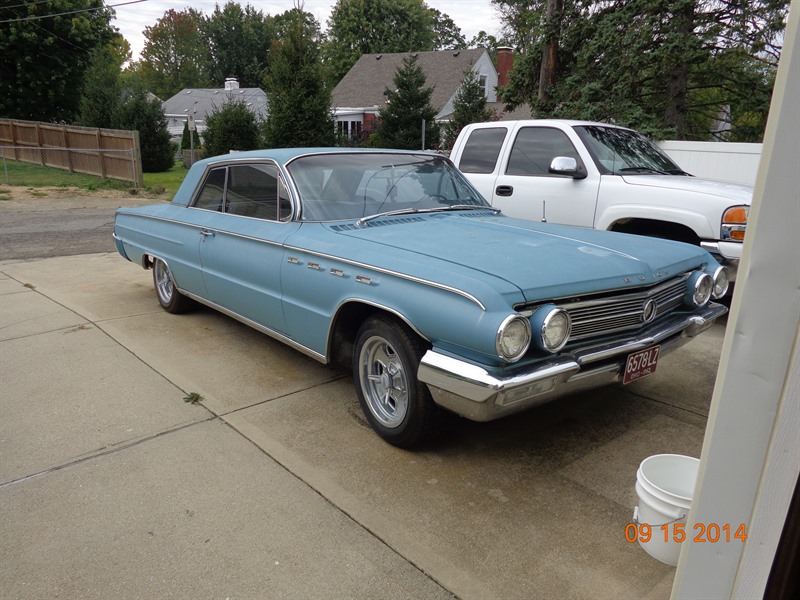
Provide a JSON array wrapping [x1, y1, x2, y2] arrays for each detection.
[[549, 156, 587, 179]]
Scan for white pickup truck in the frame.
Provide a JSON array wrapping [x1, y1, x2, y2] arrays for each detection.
[[449, 119, 751, 281]]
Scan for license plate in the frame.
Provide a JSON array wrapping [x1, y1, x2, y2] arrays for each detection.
[[623, 345, 661, 384]]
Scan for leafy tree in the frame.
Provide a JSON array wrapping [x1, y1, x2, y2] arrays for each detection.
[[495, 0, 788, 140], [263, 9, 335, 148], [323, 0, 436, 84], [429, 8, 466, 50], [203, 100, 262, 157], [115, 91, 175, 172], [0, 0, 115, 122], [139, 8, 210, 100], [373, 55, 440, 150], [467, 31, 500, 53], [202, 2, 276, 88], [442, 71, 495, 149]]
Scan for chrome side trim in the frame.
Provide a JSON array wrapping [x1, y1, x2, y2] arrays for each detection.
[[115, 213, 286, 248], [178, 288, 327, 364], [116, 215, 486, 310], [284, 245, 486, 311]]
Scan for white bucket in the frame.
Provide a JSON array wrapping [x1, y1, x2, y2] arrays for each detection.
[[633, 454, 700, 566]]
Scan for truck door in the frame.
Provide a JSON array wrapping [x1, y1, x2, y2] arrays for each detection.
[[492, 126, 599, 227]]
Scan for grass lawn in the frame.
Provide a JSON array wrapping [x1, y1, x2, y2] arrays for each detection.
[[0, 158, 188, 196], [142, 162, 189, 196]]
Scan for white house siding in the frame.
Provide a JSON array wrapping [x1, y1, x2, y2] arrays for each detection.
[[657, 141, 762, 186]]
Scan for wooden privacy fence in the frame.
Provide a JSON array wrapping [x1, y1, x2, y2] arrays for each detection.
[[0, 119, 143, 187]]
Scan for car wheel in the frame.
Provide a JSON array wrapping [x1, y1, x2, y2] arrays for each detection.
[[354, 316, 437, 448], [152, 258, 194, 314]]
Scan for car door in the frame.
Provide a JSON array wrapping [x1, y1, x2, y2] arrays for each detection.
[[491, 126, 599, 227], [195, 161, 299, 335]]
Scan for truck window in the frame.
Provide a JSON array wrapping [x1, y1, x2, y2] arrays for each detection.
[[458, 127, 507, 174], [506, 127, 581, 177]]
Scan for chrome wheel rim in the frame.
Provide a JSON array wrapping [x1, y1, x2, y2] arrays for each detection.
[[154, 260, 174, 304], [359, 335, 409, 428]]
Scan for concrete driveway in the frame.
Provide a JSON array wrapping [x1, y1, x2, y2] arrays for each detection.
[[0, 252, 725, 599]]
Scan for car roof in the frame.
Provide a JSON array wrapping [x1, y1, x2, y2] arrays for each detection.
[[194, 147, 441, 168]]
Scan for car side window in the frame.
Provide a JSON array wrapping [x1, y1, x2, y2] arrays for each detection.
[[225, 164, 291, 221], [193, 168, 227, 211], [458, 127, 507, 174], [506, 127, 581, 177]]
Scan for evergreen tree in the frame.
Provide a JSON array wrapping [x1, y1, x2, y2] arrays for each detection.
[[494, 0, 788, 140], [442, 71, 494, 149], [115, 91, 175, 172], [373, 55, 440, 150], [181, 120, 202, 151], [263, 9, 335, 148], [203, 101, 262, 157], [77, 46, 122, 129]]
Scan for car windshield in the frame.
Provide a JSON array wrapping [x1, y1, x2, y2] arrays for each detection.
[[287, 152, 490, 221], [574, 126, 686, 175]]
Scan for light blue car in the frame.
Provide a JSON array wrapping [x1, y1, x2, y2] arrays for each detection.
[[114, 148, 728, 447]]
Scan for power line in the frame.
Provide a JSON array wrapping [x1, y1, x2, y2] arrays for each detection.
[[1, 1, 55, 9], [0, 0, 149, 23]]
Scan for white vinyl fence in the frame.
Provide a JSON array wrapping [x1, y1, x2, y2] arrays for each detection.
[[657, 141, 762, 186]]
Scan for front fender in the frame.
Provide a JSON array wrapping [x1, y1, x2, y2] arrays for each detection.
[[596, 204, 715, 239]]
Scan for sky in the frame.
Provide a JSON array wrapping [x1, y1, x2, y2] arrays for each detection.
[[112, 0, 504, 62]]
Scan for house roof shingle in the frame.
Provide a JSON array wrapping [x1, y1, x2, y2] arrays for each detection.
[[331, 49, 490, 113], [162, 87, 268, 121]]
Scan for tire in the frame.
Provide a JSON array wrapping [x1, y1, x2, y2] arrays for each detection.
[[353, 316, 437, 448], [152, 258, 195, 314]]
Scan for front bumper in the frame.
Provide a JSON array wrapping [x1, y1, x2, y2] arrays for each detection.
[[418, 303, 727, 422]]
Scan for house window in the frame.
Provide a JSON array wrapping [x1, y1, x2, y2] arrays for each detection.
[[337, 120, 363, 139], [479, 75, 487, 97]]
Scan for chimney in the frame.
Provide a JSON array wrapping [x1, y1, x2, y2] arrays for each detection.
[[496, 47, 513, 88], [224, 77, 239, 91]]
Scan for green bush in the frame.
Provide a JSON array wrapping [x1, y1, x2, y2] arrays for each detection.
[[116, 90, 175, 172], [203, 101, 262, 158]]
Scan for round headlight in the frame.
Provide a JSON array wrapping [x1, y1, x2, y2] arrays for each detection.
[[529, 306, 572, 353], [496, 315, 531, 362], [712, 266, 729, 299], [685, 272, 713, 307]]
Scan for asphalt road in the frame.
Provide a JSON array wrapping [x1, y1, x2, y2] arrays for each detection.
[[0, 194, 163, 260]]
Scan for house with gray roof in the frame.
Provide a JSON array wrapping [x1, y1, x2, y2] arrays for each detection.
[[331, 48, 505, 140], [161, 78, 268, 138]]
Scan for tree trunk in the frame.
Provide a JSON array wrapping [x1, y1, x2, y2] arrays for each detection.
[[538, 0, 563, 103], [663, 2, 695, 139]]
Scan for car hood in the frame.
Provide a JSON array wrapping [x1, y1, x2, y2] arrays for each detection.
[[619, 175, 753, 204], [322, 212, 712, 304]]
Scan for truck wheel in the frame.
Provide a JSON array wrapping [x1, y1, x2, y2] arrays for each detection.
[[353, 316, 437, 447]]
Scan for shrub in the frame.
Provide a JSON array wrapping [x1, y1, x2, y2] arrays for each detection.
[[203, 101, 262, 157]]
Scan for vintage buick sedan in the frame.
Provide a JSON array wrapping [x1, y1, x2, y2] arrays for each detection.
[[114, 149, 728, 447]]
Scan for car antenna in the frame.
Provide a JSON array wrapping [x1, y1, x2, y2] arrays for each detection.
[[542, 200, 547, 223]]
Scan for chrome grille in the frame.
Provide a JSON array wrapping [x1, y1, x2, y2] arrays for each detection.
[[523, 274, 690, 343]]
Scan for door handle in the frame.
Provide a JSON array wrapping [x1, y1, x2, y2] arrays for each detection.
[[495, 185, 513, 197], [200, 230, 215, 237]]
